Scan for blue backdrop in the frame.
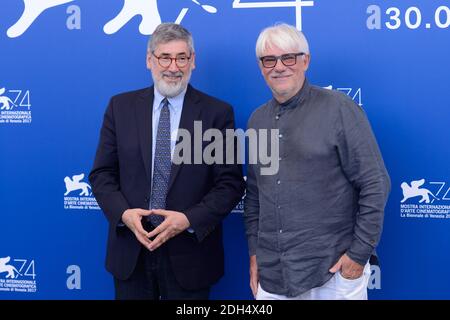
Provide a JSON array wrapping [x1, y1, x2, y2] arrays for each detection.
[[1, 0, 449, 299]]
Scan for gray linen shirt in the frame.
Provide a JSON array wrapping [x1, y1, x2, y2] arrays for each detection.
[[244, 80, 391, 297]]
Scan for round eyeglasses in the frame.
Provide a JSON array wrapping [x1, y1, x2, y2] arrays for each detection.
[[259, 52, 305, 68], [152, 52, 191, 68]]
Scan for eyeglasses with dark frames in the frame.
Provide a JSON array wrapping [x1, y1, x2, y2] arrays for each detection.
[[152, 52, 191, 68], [259, 52, 305, 68]]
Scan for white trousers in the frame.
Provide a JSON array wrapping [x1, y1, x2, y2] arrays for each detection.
[[256, 263, 371, 300]]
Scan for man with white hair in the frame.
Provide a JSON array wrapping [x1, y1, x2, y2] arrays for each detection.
[[90, 23, 244, 299], [244, 23, 391, 300]]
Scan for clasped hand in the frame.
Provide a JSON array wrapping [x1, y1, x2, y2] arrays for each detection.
[[121, 208, 190, 251]]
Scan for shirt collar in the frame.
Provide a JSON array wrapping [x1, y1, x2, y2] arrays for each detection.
[[153, 86, 187, 113], [271, 79, 310, 111]]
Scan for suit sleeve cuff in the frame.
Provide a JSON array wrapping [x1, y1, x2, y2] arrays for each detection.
[[184, 207, 210, 242]]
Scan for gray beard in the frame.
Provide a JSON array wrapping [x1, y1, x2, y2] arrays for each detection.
[[152, 72, 191, 98]]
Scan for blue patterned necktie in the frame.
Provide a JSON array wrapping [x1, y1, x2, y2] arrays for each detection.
[[149, 98, 171, 226]]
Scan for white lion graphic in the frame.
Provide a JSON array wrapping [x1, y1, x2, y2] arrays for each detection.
[[64, 173, 91, 196], [401, 179, 439, 204], [0, 88, 17, 110], [7, 0, 75, 38], [0, 257, 21, 279], [103, 0, 217, 35], [103, 0, 161, 35], [7, 0, 217, 38]]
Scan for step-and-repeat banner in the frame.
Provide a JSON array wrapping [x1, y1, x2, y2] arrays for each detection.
[[1, 0, 449, 299]]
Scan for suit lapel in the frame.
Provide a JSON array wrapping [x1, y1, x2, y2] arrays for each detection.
[[167, 85, 201, 192], [135, 87, 154, 184]]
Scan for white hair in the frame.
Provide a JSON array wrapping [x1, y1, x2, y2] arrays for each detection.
[[255, 23, 310, 58]]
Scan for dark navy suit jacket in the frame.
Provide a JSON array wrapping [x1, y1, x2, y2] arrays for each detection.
[[89, 85, 245, 290]]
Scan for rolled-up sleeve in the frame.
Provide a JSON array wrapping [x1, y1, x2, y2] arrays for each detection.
[[335, 96, 391, 265]]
